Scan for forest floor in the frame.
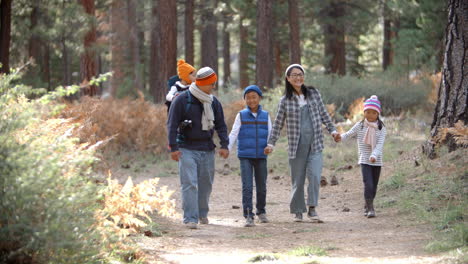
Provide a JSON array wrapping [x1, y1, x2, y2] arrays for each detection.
[[108, 119, 464, 264]]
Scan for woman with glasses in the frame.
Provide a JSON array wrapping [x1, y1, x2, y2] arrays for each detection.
[[264, 64, 340, 222]]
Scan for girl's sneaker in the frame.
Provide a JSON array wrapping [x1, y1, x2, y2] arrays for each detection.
[[307, 206, 319, 220], [294, 213, 303, 222]]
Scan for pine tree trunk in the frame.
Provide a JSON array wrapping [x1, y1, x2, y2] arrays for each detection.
[[239, 17, 249, 89], [150, 0, 177, 103], [80, 0, 98, 96], [61, 37, 71, 85], [222, 14, 231, 90], [127, 0, 143, 94], [256, 0, 274, 90], [43, 44, 51, 91], [0, 0, 12, 74], [28, 1, 40, 63], [323, 0, 346, 76], [382, 0, 397, 71], [288, 0, 301, 64], [201, 0, 218, 81], [185, 0, 195, 64], [423, 0, 468, 158], [110, 0, 127, 97]]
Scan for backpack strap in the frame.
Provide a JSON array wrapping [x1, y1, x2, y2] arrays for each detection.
[[185, 91, 192, 114]]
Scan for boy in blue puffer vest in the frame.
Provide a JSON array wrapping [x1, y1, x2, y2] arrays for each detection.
[[228, 85, 272, 227]]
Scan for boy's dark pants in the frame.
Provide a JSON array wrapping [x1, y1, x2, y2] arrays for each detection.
[[360, 164, 381, 200], [239, 158, 267, 218]]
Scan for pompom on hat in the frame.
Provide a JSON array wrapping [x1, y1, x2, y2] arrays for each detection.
[[363, 95, 382, 114], [243, 85, 262, 98], [177, 59, 196, 84], [195, 67, 218, 86], [285, 64, 305, 77]]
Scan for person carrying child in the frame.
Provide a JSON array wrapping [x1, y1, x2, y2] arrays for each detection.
[[338, 95, 387, 218], [165, 59, 196, 112], [228, 85, 272, 227]]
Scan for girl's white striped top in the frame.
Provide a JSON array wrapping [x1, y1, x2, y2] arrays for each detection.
[[341, 121, 387, 166]]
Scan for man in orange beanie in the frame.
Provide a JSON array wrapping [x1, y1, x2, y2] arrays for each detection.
[[167, 66, 229, 229], [165, 59, 196, 111]]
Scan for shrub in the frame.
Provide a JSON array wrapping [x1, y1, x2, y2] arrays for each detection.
[[0, 72, 109, 263]]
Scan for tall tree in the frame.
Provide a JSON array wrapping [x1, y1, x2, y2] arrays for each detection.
[[255, 0, 273, 89], [322, 0, 346, 75], [150, 0, 177, 103], [80, 0, 98, 96], [382, 0, 398, 70], [200, 0, 218, 77], [127, 0, 143, 93], [238, 16, 249, 89], [423, 0, 468, 158], [222, 9, 231, 89], [185, 0, 195, 64], [0, 0, 12, 74], [288, 0, 301, 64], [110, 0, 127, 97]]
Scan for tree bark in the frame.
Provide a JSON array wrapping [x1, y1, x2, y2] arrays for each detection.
[[288, 0, 301, 64], [0, 0, 12, 74], [239, 17, 249, 89], [382, 0, 398, 71], [423, 0, 468, 158], [185, 0, 195, 64], [28, 1, 40, 63], [61, 36, 71, 85], [110, 0, 127, 97], [256, 0, 274, 90], [323, 0, 346, 76], [222, 13, 231, 90], [150, 0, 177, 103], [80, 0, 98, 96], [201, 0, 218, 80], [127, 0, 143, 94]]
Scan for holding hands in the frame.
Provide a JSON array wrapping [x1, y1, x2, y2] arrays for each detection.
[[264, 146, 273, 155], [219, 148, 229, 159], [332, 132, 341, 142]]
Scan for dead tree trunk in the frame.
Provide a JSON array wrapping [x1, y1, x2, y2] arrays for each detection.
[[423, 0, 468, 159]]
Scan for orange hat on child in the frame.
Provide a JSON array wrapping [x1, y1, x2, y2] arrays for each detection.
[[177, 59, 196, 84]]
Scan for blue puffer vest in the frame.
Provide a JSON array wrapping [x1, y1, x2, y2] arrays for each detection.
[[238, 106, 269, 159]]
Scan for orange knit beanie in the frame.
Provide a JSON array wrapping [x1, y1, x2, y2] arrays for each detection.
[[177, 59, 196, 84]]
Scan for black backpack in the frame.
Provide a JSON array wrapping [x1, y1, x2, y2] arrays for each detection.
[[165, 75, 182, 112]]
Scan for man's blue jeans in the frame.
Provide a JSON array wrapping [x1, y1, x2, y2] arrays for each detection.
[[178, 148, 215, 224], [239, 158, 267, 218]]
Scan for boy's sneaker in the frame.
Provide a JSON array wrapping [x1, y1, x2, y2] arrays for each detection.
[[294, 213, 303, 222], [185, 222, 198, 229], [258, 213, 269, 223], [367, 210, 376, 218], [199, 217, 209, 224], [307, 207, 319, 220], [244, 217, 255, 227]]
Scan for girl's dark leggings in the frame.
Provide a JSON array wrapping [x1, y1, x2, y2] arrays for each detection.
[[360, 164, 381, 200]]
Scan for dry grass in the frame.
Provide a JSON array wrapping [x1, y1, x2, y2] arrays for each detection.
[[61, 96, 168, 154]]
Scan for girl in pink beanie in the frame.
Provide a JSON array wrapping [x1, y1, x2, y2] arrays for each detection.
[[338, 95, 387, 218]]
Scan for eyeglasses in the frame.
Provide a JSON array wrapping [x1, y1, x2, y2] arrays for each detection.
[[289, 73, 304, 78]]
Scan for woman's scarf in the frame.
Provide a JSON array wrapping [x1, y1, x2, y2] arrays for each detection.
[[363, 119, 378, 150], [189, 83, 214, 131]]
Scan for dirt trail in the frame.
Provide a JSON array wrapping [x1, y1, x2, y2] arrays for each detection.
[[121, 155, 444, 264]]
